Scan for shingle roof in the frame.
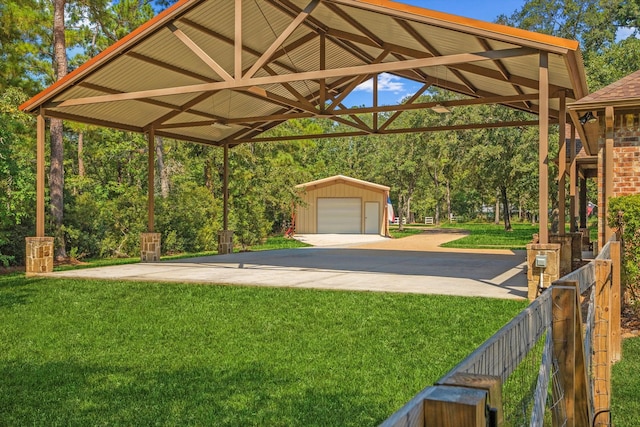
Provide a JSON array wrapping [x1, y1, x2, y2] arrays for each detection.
[[572, 70, 640, 106]]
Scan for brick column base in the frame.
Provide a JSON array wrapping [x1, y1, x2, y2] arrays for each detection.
[[140, 232, 161, 262], [218, 230, 234, 254], [526, 243, 561, 301], [25, 237, 54, 276]]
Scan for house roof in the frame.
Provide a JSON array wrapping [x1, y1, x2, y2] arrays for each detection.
[[570, 69, 640, 110], [568, 69, 640, 155], [19, 0, 588, 146], [296, 175, 390, 192]]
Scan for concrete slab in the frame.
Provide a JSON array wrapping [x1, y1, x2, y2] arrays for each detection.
[[293, 234, 388, 247], [45, 237, 528, 300]]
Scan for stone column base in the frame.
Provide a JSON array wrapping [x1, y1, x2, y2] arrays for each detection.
[[218, 230, 234, 254], [550, 234, 573, 277], [25, 237, 54, 276], [140, 232, 161, 262], [526, 243, 561, 301]]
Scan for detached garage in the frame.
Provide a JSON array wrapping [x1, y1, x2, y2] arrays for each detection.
[[295, 175, 390, 236]]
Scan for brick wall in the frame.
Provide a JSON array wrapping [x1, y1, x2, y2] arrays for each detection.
[[597, 110, 640, 246]]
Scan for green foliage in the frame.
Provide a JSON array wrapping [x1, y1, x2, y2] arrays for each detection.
[[0, 277, 526, 425], [0, 87, 35, 265], [156, 182, 221, 254], [608, 195, 640, 302]]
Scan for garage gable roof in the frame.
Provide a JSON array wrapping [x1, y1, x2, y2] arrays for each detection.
[[20, 0, 588, 146], [296, 174, 389, 192]]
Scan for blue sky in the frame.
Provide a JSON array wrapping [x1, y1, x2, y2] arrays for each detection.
[[344, 0, 527, 107]]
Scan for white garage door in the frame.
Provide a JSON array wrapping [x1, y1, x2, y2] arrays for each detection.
[[317, 198, 361, 233]]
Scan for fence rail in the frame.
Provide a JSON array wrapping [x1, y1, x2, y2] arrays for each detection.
[[380, 238, 622, 427]]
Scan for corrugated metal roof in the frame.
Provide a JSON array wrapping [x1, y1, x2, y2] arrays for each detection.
[[296, 174, 390, 191], [20, 0, 589, 146]]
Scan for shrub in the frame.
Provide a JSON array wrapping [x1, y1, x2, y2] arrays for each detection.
[[608, 195, 640, 304]]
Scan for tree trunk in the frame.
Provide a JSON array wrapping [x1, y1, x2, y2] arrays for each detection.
[[77, 131, 85, 177], [494, 188, 500, 224], [446, 180, 452, 222], [50, 0, 67, 260], [501, 185, 512, 231], [433, 167, 440, 225], [398, 194, 405, 231], [156, 136, 169, 198]]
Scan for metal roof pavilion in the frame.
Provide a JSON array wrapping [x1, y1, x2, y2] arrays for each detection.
[[20, 0, 590, 245]]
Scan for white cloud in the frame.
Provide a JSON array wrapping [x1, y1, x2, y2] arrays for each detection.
[[354, 73, 405, 93]]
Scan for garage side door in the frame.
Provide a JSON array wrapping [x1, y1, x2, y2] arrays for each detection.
[[317, 198, 361, 233]]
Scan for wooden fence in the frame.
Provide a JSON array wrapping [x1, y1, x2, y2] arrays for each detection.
[[380, 238, 622, 427]]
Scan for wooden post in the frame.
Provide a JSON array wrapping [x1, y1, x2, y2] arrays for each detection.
[[223, 143, 229, 230], [558, 91, 566, 235], [603, 106, 614, 247], [423, 386, 489, 426], [36, 111, 46, 237], [579, 177, 587, 230], [539, 52, 549, 244], [438, 374, 503, 426], [610, 240, 622, 362], [593, 259, 612, 426], [147, 128, 155, 232], [552, 281, 591, 426]]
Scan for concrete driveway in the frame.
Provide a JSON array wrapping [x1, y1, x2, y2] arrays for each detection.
[[46, 231, 527, 300]]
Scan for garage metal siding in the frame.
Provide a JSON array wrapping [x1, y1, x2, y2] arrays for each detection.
[[296, 181, 386, 234], [317, 198, 361, 233]]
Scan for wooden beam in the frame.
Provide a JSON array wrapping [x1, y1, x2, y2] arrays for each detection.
[[539, 52, 549, 244], [56, 47, 539, 107], [36, 111, 46, 237]]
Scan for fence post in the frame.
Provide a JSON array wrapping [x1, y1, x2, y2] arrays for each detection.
[[438, 374, 503, 426], [610, 240, 622, 363], [552, 282, 591, 427], [593, 259, 613, 426], [423, 385, 489, 426]]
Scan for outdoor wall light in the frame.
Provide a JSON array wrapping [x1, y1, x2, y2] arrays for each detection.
[[431, 104, 451, 114], [579, 111, 597, 125]]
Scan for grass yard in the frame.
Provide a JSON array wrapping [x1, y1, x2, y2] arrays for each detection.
[[0, 275, 526, 426], [440, 222, 539, 250], [612, 337, 640, 426]]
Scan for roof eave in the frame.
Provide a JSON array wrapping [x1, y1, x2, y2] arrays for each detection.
[[19, 0, 201, 114]]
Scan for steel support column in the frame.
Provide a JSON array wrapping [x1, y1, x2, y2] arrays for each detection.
[[36, 111, 46, 237], [557, 91, 566, 235], [223, 143, 229, 230], [147, 128, 155, 232], [539, 52, 549, 243]]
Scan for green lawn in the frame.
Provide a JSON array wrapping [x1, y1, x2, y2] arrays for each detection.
[[440, 222, 539, 250], [612, 337, 640, 426], [0, 276, 526, 426]]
